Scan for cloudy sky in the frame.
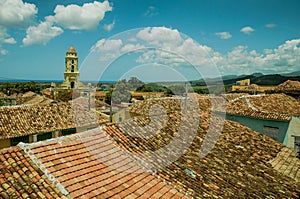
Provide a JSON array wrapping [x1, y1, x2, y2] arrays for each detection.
[[0, 0, 299, 81]]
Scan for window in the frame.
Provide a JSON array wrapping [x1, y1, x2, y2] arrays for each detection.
[[37, 132, 52, 141], [62, 128, 76, 136], [71, 82, 75, 88], [118, 116, 122, 122], [71, 65, 74, 72], [263, 126, 279, 140], [11, 135, 29, 146], [294, 136, 300, 157], [71, 60, 74, 64]]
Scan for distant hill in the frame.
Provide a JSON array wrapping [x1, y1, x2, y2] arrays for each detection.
[[191, 72, 300, 86], [224, 74, 300, 86], [281, 70, 300, 77]]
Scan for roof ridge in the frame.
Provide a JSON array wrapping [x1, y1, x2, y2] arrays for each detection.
[[15, 125, 192, 198], [18, 142, 70, 196], [103, 123, 193, 198], [16, 127, 106, 197]]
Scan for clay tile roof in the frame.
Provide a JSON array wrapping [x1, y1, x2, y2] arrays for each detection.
[[0, 102, 99, 139], [22, 91, 36, 98], [21, 94, 54, 105], [71, 96, 110, 110], [224, 93, 300, 121], [275, 80, 300, 91], [0, 92, 7, 97], [18, 128, 189, 198], [0, 146, 67, 199], [103, 108, 300, 198], [223, 93, 249, 101]]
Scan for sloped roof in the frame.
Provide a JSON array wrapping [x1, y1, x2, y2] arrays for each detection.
[[22, 91, 36, 98], [22, 94, 54, 105], [71, 96, 110, 110], [222, 93, 249, 101], [275, 80, 300, 91], [0, 102, 98, 139], [224, 94, 300, 121], [0, 96, 299, 198], [0, 146, 67, 199], [16, 129, 189, 198], [104, 112, 300, 198], [268, 147, 300, 182]]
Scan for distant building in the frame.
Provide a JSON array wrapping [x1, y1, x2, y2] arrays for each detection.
[[217, 93, 300, 154], [0, 102, 99, 149], [236, 79, 250, 86], [59, 46, 87, 89], [231, 78, 275, 93]]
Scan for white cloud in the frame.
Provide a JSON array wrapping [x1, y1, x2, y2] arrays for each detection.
[[0, 0, 37, 28], [3, 37, 16, 44], [265, 23, 277, 28], [216, 38, 300, 74], [91, 39, 122, 52], [89, 27, 300, 76], [21, 1, 112, 46], [0, 49, 8, 55], [240, 26, 255, 34], [120, 43, 145, 53], [215, 32, 232, 40], [22, 18, 63, 46], [103, 20, 115, 32], [144, 6, 158, 17], [0, 26, 17, 55], [137, 27, 183, 48], [53, 1, 112, 31], [90, 39, 123, 60]]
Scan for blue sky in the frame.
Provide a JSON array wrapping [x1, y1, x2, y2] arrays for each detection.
[[0, 0, 299, 81]]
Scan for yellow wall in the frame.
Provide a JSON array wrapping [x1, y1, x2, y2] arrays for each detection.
[[236, 79, 250, 86], [112, 108, 130, 123]]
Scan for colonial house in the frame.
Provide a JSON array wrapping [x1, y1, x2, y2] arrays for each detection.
[[231, 78, 276, 93], [218, 93, 300, 153], [0, 101, 99, 149]]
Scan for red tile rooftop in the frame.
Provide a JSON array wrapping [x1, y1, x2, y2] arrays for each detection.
[[0, 146, 67, 199], [17, 128, 189, 198], [106, 103, 300, 198], [0, 96, 300, 198], [275, 80, 300, 91], [224, 93, 300, 121], [0, 102, 99, 139]]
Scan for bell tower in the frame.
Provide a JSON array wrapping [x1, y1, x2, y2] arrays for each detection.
[[61, 46, 80, 89]]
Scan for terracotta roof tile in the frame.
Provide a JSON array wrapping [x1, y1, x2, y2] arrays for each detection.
[[16, 128, 189, 198], [275, 80, 300, 91], [268, 147, 300, 182], [0, 146, 67, 199], [0, 102, 99, 139], [223, 93, 300, 121], [104, 98, 300, 198]]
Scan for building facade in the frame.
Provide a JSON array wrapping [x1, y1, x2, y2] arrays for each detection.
[[60, 46, 86, 89]]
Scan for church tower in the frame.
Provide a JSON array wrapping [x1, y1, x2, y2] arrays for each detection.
[[61, 46, 81, 89]]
